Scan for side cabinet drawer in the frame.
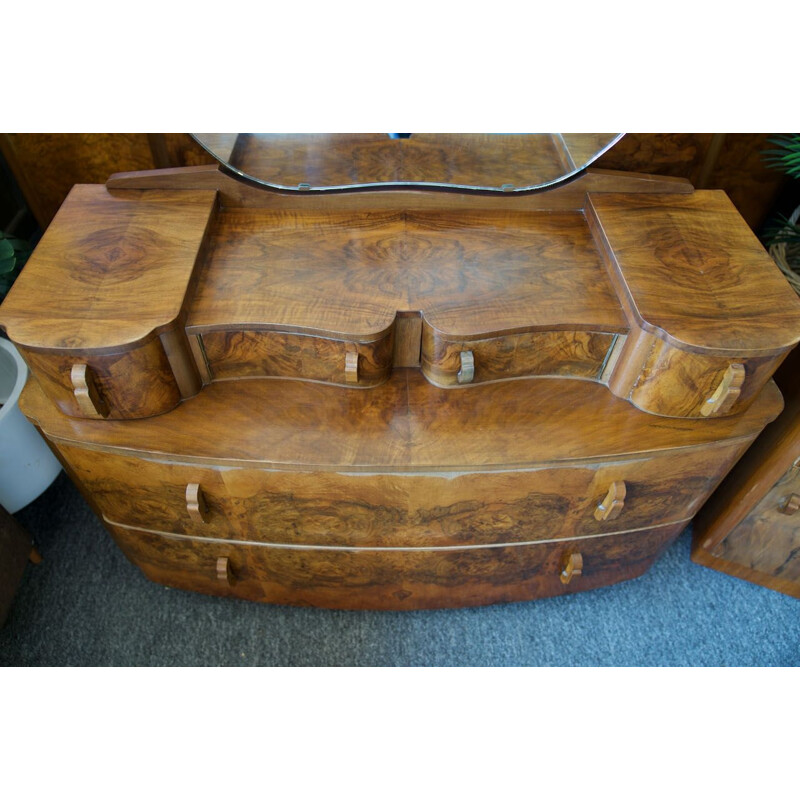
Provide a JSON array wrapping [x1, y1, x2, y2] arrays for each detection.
[[199, 329, 394, 387], [106, 519, 687, 610], [21, 339, 182, 419], [57, 440, 749, 548], [421, 327, 615, 387]]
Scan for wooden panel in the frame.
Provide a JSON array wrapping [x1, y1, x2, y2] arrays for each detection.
[[106, 519, 687, 610], [611, 331, 785, 419], [21, 370, 783, 471], [58, 438, 748, 548], [201, 329, 394, 387], [422, 328, 614, 386], [187, 208, 627, 340], [700, 466, 800, 594], [586, 191, 800, 356], [0, 185, 218, 351], [21, 339, 182, 419], [0, 133, 157, 228]]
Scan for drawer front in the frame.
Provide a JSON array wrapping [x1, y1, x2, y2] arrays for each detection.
[[58, 439, 748, 548], [421, 328, 615, 387], [106, 519, 687, 610], [200, 329, 393, 387], [709, 463, 800, 584], [607, 329, 783, 419], [21, 339, 181, 419]]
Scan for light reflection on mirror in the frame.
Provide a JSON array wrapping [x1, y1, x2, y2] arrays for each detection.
[[191, 133, 624, 193]]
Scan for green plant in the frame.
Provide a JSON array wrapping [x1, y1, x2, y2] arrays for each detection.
[[762, 134, 800, 293], [0, 230, 32, 301]]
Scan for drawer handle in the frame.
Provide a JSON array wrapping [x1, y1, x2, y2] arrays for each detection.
[[216, 556, 236, 587], [594, 480, 627, 522], [345, 348, 359, 384], [701, 363, 745, 417], [457, 350, 475, 384], [780, 493, 800, 515], [186, 483, 210, 524], [70, 363, 109, 418], [560, 552, 583, 584]]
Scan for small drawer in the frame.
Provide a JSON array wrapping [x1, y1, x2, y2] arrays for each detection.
[[200, 328, 393, 387], [105, 519, 687, 609], [421, 327, 615, 387], [607, 329, 783, 419], [21, 339, 181, 420]]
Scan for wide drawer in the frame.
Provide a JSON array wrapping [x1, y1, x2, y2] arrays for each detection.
[[106, 519, 687, 610], [57, 440, 747, 548]]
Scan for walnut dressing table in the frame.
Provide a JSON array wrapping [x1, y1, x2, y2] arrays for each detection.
[[3, 133, 799, 610]]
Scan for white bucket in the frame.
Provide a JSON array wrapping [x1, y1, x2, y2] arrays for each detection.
[[0, 337, 61, 513]]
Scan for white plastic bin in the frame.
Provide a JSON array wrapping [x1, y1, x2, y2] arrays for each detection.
[[0, 337, 61, 513]]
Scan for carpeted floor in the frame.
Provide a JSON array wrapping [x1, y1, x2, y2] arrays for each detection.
[[1, 471, 798, 666]]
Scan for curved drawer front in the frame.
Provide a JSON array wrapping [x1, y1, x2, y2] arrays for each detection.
[[105, 519, 687, 610], [21, 340, 182, 420], [57, 440, 749, 548], [199, 329, 394, 387], [421, 327, 615, 387], [615, 333, 783, 419]]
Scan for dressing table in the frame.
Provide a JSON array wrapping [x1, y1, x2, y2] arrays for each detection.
[[3, 133, 799, 609]]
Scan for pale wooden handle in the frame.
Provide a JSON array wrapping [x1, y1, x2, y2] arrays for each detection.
[[560, 552, 583, 584], [780, 493, 800, 515], [70, 363, 109, 418], [345, 348, 359, 384], [701, 364, 745, 417], [594, 480, 627, 522], [186, 482, 210, 524], [457, 350, 475, 384], [216, 556, 236, 586]]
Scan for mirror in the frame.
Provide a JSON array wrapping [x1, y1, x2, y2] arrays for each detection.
[[191, 133, 624, 193]]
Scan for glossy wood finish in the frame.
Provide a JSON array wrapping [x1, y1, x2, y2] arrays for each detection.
[[587, 192, 800, 355], [692, 350, 800, 598], [0, 185, 217, 350], [106, 518, 687, 610], [188, 207, 626, 340], [53, 435, 751, 549], [20, 339, 182, 420], [21, 371, 783, 471], [606, 328, 785, 419], [421, 328, 615, 386], [201, 329, 394, 387]]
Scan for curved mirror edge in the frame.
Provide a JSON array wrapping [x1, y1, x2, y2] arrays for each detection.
[[189, 133, 626, 194]]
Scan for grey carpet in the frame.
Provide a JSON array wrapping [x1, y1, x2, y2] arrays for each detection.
[[1, 472, 798, 666]]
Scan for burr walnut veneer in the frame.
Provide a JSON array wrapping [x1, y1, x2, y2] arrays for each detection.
[[3, 163, 799, 609]]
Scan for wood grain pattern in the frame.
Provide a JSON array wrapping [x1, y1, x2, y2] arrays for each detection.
[[55, 438, 750, 549], [21, 340, 182, 419], [187, 208, 627, 341], [201, 329, 394, 387], [587, 191, 800, 355], [21, 370, 783, 471], [614, 332, 784, 419], [105, 519, 687, 610], [421, 328, 614, 386], [0, 185, 217, 351]]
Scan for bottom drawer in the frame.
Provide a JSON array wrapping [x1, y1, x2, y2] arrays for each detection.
[[106, 519, 686, 610]]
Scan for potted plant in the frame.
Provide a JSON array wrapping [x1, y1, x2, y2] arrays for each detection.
[[763, 135, 800, 293]]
